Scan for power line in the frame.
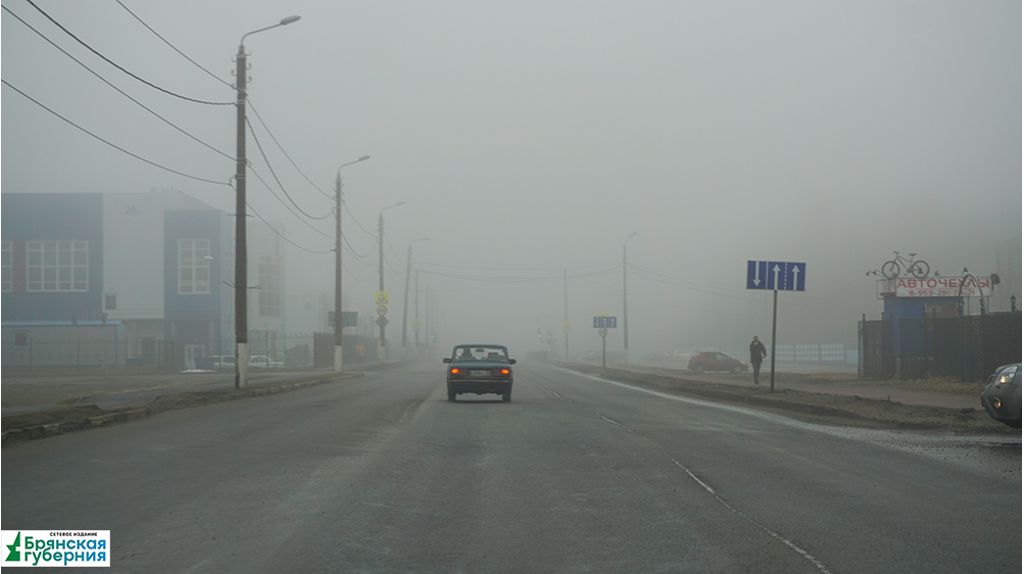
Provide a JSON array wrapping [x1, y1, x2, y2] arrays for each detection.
[[246, 116, 333, 221], [245, 168, 334, 241], [246, 98, 331, 197], [245, 202, 332, 254], [25, 0, 233, 106], [3, 5, 233, 160], [2, 79, 229, 186], [114, 0, 232, 89]]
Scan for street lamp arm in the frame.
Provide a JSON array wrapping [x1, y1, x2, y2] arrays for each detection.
[[240, 15, 301, 46], [337, 155, 371, 176], [380, 201, 406, 215]]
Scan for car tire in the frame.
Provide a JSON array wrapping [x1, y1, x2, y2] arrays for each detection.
[[732, 366, 743, 374], [692, 365, 704, 373], [502, 391, 511, 403], [448, 391, 456, 402]]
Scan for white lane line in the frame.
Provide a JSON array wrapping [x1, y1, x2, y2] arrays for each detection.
[[548, 365, 834, 574]]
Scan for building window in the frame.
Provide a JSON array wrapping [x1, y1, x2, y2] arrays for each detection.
[[178, 239, 210, 295], [258, 255, 280, 317], [2, 241, 11, 292], [27, 240, 89, 292], [14, 332, 30, 348]]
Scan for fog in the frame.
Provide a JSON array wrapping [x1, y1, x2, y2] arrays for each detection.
[[3, 1, 1020, 359]]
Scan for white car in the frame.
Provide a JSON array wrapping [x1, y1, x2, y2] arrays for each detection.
[[248, 355, 284, 369]]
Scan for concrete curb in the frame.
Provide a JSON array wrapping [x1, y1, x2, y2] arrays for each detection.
[[584, 367, 928, 425], [2, 375, 356, 445]]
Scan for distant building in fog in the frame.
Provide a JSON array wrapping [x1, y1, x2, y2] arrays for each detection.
[[1, 191, 286, 369]]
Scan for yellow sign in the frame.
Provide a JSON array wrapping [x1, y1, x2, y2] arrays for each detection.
[[375, 292, 390, 305]]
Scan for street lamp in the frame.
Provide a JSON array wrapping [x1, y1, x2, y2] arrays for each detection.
[[622, 231, 637, 365], [233, 15, 300, 389], [377, 202, 405, 362], [401, 238, 430, 358], [333, 156, 371, 373]]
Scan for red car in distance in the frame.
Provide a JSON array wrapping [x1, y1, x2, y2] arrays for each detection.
[[687, 351, 747, 374]]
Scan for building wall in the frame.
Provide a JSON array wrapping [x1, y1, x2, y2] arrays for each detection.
[[2, 191, 286, 367], [102, 193, 168, 320], [1, 193, 103, 322]]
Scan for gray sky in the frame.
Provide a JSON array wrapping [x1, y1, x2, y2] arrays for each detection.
[[3, 1, 1021, 356]]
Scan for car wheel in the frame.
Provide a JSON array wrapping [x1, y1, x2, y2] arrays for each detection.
[[732, 365, 743, 374], [502, 391, 511, 403], [692, 365, 704, 373], [448, 391, 456, 402]]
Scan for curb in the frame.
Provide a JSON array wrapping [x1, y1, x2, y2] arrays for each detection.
[[585, 367, 942, 426], [2, 375, 356, 446]]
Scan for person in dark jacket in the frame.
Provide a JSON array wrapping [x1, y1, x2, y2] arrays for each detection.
[[749, 336, 767, 384]]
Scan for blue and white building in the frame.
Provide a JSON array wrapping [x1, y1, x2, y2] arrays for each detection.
[[1, 191, 286, 368]]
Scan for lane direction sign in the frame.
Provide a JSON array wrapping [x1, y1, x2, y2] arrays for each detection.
[[747, 261, 806, 291]]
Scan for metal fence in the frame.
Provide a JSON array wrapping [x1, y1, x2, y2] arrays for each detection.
[[859, 311, 1021, 381], [3, 334, 320, 371]]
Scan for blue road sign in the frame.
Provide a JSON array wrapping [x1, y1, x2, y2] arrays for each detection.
[[593, 316, 618, 328], [747, 261, 806, 291]]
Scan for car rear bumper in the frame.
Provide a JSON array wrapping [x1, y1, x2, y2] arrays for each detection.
[[448, 378, 512, 395]]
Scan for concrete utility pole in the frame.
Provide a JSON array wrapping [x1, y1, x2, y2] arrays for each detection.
[[333, 156, 369, 373], [377, 202, 404, 363], [564, 267, 570, 361], [401, 238, 428, 359], [233, 15, 300, 389], [622, 232, 637, 365]]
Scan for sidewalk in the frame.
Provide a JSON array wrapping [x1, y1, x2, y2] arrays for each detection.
[[629, 364, 982, 411]]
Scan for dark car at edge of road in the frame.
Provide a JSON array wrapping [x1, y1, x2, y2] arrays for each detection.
[[981, 363, 1022, 428], [687, 351, 748, 374], [444, 344, 516, 402]]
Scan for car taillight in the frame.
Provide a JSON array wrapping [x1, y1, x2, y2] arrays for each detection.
[[495, 368, 510, 375], [450, 368, 460, 375]]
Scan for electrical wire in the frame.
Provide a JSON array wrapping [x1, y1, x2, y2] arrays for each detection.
[[24, 0, 233, 106], [246, 98, 332, 197], [343, 203, 378, 238], [244, 202, 332, 254], [246, 116, 333, 221], [3, 5, 233, 161], [343, 235, 378, 260], [2, 79, 229, 186], [245, 168, 334, 240], [114, 0, 233, 89]]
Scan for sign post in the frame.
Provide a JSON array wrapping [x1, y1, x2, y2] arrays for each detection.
[[593, 315, 617, 369], [747, 261, 807, 392]]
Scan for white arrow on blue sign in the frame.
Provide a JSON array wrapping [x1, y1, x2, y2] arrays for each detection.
[[747, 261, 806, 291]]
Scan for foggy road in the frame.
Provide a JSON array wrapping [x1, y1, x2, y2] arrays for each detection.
[[3, 364, 1020, 573]]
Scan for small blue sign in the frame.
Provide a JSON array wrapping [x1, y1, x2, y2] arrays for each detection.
[[747, 261, 806, 292], [593, 316, 618, 328]]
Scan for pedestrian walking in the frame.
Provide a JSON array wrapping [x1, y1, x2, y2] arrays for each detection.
[[749, 336, 767, 384]]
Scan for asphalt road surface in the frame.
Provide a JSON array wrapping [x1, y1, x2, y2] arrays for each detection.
[[3, 364, 1020, 573]]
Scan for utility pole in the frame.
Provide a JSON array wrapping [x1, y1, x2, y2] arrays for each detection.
[[378, 211, 385, 364], [414, 269, 421, 356], [332, 156, 369, 373], [232, 15, 300, 389], [400, 238, 428, 359], [564, 267, 569, 362], [623, 232, 637, 365], [377, 202, 404, 363], [401, 242, 412, 358], [233, 40, 248, 389], [334, 173, 343, 372]]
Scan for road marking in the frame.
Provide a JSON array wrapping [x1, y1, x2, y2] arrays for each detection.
[[549, 365, 835, 574]]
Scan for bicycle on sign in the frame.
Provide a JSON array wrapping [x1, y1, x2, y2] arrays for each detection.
[[881, 251, 930, 279]]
